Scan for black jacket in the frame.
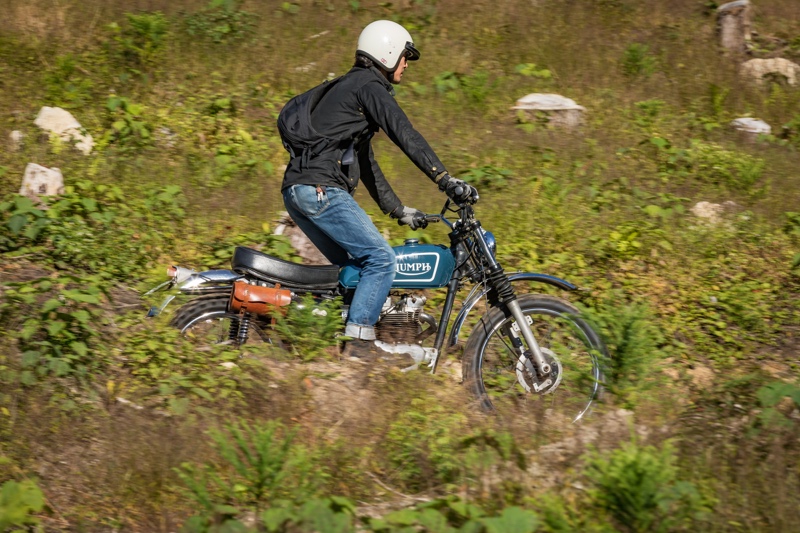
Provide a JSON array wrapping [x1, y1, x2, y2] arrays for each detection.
[[280, 66, 446, 215]]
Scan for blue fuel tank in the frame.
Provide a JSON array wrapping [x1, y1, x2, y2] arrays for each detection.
[[339, 240, 456, 289]]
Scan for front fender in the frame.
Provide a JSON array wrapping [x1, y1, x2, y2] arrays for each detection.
[[447, 272, 578, 347]]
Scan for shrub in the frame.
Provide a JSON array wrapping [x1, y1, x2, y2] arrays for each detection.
[[581, 299, 667, 407], [0, 274, 106, 386], [178, 420, 323, 530], [185, 0, 257, 44], [273, 294, 342, 361], [621, 43, 657, 78], [0, 479, 45, 531], [108, 11, 170, 69], [584, 440, 710, 532]]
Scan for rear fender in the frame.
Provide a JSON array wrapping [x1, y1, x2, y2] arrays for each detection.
[[447, 272, 578, 347], [146, 269, 242, 317]]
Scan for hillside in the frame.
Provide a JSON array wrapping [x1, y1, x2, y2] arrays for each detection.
[[1, 0, 799, 531]]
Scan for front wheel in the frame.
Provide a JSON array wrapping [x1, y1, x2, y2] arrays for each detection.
[[462, 294, 606, 423], [170, 294, 276, 347]]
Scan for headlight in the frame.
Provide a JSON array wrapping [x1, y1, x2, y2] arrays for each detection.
[[481, 228, 497, 258]]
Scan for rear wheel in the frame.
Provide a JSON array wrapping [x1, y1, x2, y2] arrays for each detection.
[[171, 294, 275, 346], [462, 294, 606, 423]]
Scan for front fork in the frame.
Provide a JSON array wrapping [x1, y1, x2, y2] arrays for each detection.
[[506, 299, 551, 377], [473, 227, 551, 378]]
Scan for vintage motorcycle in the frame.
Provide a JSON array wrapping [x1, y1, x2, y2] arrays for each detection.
[[146, 197, 607, 422]]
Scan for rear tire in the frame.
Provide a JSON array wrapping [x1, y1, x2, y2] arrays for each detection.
[[171, 294, 275, 346], [462, 294, 606, 423]]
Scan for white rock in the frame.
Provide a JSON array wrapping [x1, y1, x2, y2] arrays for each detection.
[[740, 58, 800, 86], [219, 362, 238, 369], [730, 117, 771, 134], [19, 163, 64, 198], [512, 93, 586, 128], [690, 201, 738, 224], [9, 130, 24, 151], [513, 93, 585, 111], [690, 201, 724, 223], [33, 106, 94, 155]]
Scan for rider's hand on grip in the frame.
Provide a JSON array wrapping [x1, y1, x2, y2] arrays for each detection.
[[438, 173, 479, 205], [391, 205, 428, 230]]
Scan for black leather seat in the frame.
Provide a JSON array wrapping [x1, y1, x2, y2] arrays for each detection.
[[231, 247, 340, 289]]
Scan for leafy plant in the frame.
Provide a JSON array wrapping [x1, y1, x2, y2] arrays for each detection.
[[688, 141, 766, 193], [631, 99, 666, 130], [755, 381, 800, 428], [621, 43, 657, 78], [582, 299, 666, 407], [460, 165, 512, 188], [44, 54, 95, 108], [185, 0, 257, 44], [0, 196, 49, 252], [104, 95, 153, 149], [1, 182, 184, 278], [383, 398, 468, 492], [368, 498, 540, 533], [584, 440, 710, 532], [514, 63, 552, 79], [0, 274, 106, 385], [274, 294, 342, 361], [0, 479, 45, 531], [178, 420, 322, 530], [120, 324, 247, 412], [108, 11, 170, 69]]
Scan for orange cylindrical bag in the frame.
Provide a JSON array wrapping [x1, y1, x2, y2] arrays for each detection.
[[229, 281, 292, 316]]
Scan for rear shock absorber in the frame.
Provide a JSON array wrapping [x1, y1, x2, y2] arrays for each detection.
[[229, 314, 251, 345]]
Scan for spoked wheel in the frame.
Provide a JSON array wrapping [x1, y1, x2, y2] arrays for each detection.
[[462, 294, 606, 423], [170, 294, 276, 347]]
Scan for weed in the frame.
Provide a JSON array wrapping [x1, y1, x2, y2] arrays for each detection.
[[514, 63, 552, 79], [104, 95, 153, 149], [581, 298, 666, 407], [274, 294, 342, 361], [755, 380, 800, 428], [185, 0, 257, 44], [43, 54, 94, 108], [584, 440, 710, 532], [621, 43, 657, 78], [178, 420, 322, 529], [688, 141, 766, 193], [0, 479, 44, 531], [107, 11, 169, 74], [460, 165, 512, 189], [0, 274, 106, 385], [383, 398, 468, 492], [0, 182, 184, 277], [119, 324, 248, 412]]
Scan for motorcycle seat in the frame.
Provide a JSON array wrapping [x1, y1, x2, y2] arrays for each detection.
[[231, 246, 340, 290]]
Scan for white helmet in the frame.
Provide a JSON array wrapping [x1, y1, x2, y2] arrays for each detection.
[[356, 20, 420, 72]]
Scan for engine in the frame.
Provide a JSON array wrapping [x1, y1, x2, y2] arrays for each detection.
[[375, 294, 430, 344]]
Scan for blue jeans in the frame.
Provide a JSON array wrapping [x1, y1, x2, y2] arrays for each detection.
[[283, 184, 396, 338]]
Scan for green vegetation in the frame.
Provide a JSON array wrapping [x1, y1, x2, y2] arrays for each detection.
[[1, 0, 799, 530]]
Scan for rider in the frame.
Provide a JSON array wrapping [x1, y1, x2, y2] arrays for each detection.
[[281, 20, 478, 359]]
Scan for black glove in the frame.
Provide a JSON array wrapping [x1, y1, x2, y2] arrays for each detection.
[[391, 205, 427, 230], [437, 173, 479, 204]]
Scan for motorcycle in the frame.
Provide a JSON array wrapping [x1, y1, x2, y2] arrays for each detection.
[[146, 197, 607, 422]]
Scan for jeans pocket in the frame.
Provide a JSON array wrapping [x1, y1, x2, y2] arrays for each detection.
[[289, 185, 330, 218]]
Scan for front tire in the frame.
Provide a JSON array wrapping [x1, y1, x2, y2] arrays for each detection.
[[462, 294, 606, 423]]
